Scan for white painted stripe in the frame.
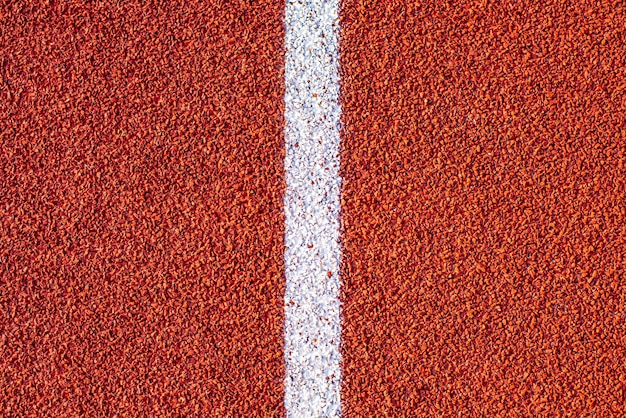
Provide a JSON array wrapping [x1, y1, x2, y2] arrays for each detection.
[[283, 0, 342, 416]]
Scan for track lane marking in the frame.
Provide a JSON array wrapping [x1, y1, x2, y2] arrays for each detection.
[[283, 0, 342, 415]]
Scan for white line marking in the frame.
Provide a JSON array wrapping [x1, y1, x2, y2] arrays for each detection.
[[284, 0, 342, 416]]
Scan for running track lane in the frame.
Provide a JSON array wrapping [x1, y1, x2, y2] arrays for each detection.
[[0, 2, 285, 416], [340, 1, 626, 416]]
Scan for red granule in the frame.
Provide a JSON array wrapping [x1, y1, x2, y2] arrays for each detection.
[[0, 1, 286, 416], [340, 0, 626, 416]]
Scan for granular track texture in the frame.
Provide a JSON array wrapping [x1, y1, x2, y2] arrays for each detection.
[[340, 0, 626, 416], [1, 1, 285, 416]]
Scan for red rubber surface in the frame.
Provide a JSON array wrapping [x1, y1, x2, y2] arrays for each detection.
[[4, 1, 626, 416], [340, 1, 626, 416], [1, 2, 285, 416]]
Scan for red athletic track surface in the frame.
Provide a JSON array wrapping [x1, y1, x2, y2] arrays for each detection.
[[3, 1, 626, 418], [340, 0, 626, 416], [1, 2, 285, 416]]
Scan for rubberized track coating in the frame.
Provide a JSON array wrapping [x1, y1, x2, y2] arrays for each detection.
[[3, 1, 626, 416], [1, 2, 285, 416], [340, 1, 626, 416]]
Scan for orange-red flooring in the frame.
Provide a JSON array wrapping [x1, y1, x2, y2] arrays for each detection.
[[1, 1, 286, 415], [340, 1, 626, 415], [2, 1, 626, 416]]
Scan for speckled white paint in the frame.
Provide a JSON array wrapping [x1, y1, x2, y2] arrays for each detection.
[[283, 0, 342, 416]]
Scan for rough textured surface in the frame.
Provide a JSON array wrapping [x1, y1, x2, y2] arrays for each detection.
[[283, 0, 342, 416], [0, 1, 285, 416], [340, 0, 626, 416]]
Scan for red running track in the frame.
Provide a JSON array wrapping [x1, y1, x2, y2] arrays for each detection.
[[340, 0, 626, 416], [3, 1, 626, 417], [1, 1, 285, 416]]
